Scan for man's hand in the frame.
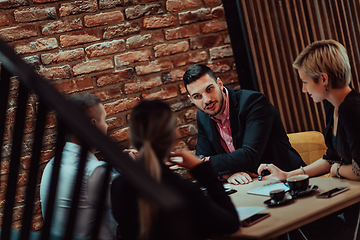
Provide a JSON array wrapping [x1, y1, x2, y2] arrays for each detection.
[[222, 172, 256, 185], [123, 148, 138, 160]]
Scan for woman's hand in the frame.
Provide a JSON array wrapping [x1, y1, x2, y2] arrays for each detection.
[[223, 172, 255, 185], [123, 148, 138, 160], [169, 150, 202, 170], [330, 163, 340, 177], [257, 163, 288, 181]]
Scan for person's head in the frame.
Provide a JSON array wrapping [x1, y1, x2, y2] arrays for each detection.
[[183, 64, 226, 118], [67, 94, 108, 141], [293, 40, 351, 102], [129, 100, 176, 239]]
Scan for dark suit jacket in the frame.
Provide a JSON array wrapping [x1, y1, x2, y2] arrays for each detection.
[[196, 87, 305, 175]]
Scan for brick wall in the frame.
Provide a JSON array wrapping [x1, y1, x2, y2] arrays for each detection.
[[0, 0, 238, 231]]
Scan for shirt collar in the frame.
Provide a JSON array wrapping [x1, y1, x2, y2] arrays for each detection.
[[210, 87, 230, 123]]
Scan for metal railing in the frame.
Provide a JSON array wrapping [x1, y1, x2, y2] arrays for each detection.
[[0, 38, 182, 240]]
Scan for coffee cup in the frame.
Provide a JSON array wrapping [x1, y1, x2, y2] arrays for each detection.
[[270, 189, 285, 202], [286, 174, 309, 193]]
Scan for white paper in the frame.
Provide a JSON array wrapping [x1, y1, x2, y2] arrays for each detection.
[[247, 182, 290, 196], [236, 206, 267, 221]]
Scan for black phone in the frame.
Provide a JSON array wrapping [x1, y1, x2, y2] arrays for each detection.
[[225, 188, 237, 195], [316, 187, 349, 198], [240, 213, 270, 227]]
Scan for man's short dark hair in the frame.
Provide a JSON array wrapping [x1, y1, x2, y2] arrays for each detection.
[[67, 94, 102, 120], [183, 64, 217, 91]]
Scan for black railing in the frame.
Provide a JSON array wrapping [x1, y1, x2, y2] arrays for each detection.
[[0, 38, 183, 240]]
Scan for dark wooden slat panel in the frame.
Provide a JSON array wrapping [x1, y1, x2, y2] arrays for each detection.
[[237, 0, 360, 134]]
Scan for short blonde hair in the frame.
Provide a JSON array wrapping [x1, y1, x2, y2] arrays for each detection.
[[293, 39, 351, 89]]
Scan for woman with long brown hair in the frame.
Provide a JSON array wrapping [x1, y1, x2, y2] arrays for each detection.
[[111, 100, 239, 240]]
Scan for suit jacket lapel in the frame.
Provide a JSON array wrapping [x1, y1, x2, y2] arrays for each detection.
[[226, 87, 241, 149]]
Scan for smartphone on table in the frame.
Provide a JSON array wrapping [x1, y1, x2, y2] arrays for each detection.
[[316, 187, 349, 198], [240, 213, 270, 227]]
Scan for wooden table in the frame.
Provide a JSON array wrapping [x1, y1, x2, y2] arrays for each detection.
[[222, 177, 360, 240]]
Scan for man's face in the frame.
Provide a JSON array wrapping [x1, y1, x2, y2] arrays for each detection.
[[92, 103, 108, 135], [187, 74, 226, 118]]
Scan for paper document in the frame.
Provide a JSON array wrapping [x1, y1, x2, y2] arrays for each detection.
[[247, 182, 289, 196], [236, 206, 267, 221]]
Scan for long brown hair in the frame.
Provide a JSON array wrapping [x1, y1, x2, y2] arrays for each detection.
[[130, 100, 176, 239]]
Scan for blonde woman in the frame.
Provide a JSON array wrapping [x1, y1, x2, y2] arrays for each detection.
[[258, 39, 359, 239], [111, 100, 239, 240], [258, 39, 360, 181]]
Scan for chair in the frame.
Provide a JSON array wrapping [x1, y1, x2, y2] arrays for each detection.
[[287, 131, 327, 166]]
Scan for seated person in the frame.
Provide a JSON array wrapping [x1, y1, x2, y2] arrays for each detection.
[[40, 94, 118, 240], [110, 100, 239, 240], [258, 39, 359, 240], [182, 64, 305, 184]]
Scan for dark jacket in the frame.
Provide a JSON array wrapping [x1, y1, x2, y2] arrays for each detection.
[[196, 87, 305, 175], [111, 161, 240, 240]]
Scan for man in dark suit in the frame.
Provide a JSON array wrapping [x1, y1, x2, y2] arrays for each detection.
[[183, 64, 305, 184]]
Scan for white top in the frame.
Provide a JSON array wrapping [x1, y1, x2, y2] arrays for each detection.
[[40, 142, 118, 240]]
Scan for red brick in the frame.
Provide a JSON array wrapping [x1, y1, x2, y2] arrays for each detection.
[[39, 65, 72, 80], [106, 115, 125, 130], [125, 3, 163, 20], [0, 13, 10, 27], [135, 59, 173, 75], [164, 24, 198, 40], [114, 49, 152, 67], [90, 88, 122, 101], [172, 51, 207, 67], [14, 37, 58, 54], [39, 148, 55, 165], [99, 0, 137, 9], [173, 141, 189, 152], [179, 8, 212, 25], [14, 6, 56, 23], [41, 48, 85, 65], [0, 25, 37, 41], [126, 31, 163, 49], [224, 34, 231, 44], [104, 97, 140, 116], [45, 115, 57, 129], [218, 72, 238, 85], [142, 13, 177, 29], [190, 34, 222, 50], [207, 59, 233, 73], [33, 0, 57, 3], [41, 18, 83, 35], [166, 0, 201, 12], [23, 55, 41, 70], [53, 76, 94, 94], [179, 82, 187, 94], [209, 45, 233, 60], [73, 58, 113, 75], [96, 68, 135, 87], [199, 19, 228, 33], [176, 123, 197, 138], [186, 135, 197, 150], [203, 0, 222, 7], [142, 85, 178, 100], [124, 76, 162, 94], [59, 0, 98, 17], [184, 107, 197, 121], [0, 0, 28, 9], [212, 5, 225, 18], [85, 39, 125, 58], [109, 127, 130, 142], [154, 41, 189, 58], [161, 68, 186, 83], [60, 29, 100, 48], [103, 22, 140, 39], [32, 214, 43, 231], [84, 10, 124, 27]]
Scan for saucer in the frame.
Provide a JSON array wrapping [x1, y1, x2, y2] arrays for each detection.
[[290, 185, 318, 198], [264, 192, 293, 207]]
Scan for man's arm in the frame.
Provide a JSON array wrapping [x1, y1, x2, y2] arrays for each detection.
[[198, 94, 277, 175]]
